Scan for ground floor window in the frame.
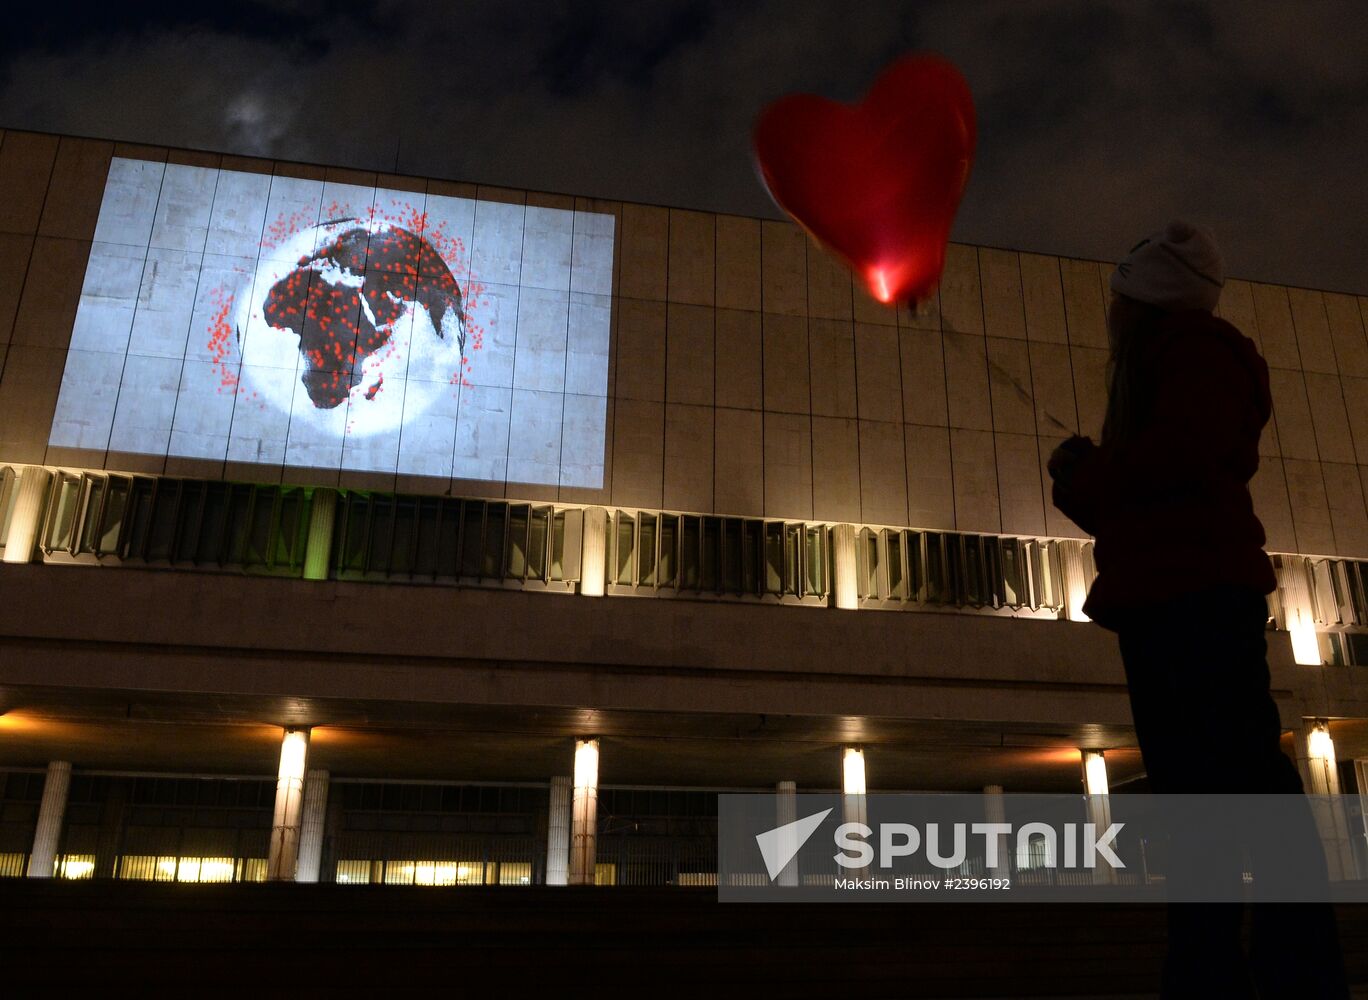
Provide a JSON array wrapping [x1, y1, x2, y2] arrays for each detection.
[[334, 859, 533, 886], [115, 855, 266, 883]]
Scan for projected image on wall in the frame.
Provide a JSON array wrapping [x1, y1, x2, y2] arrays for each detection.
[[49, 158, 615, 487]]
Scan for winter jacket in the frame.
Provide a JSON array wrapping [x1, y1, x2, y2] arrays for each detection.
[[1050, 309, 1277, 631]]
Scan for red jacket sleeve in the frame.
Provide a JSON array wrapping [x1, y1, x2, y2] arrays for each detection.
[[1053, 331, 1258, 534]]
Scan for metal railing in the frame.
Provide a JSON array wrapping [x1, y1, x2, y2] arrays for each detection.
[[6, 464, 1368, 645]]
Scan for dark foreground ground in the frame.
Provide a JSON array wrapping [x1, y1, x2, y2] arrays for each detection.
[[2, 881, 1367, 997]]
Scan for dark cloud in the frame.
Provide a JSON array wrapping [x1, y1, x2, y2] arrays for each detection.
[[1, 1, 393, 63], [535, 2, 717, 95], [2, 0, 1365, 293]]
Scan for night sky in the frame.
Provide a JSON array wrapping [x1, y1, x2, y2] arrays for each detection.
[[4, 1, 1366, 293]]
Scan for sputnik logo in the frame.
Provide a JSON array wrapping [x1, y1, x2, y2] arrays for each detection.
[[755, 808, 832, 881]]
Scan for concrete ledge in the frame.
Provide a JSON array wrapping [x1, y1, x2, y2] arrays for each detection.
[[0, 563, 1140, 724]]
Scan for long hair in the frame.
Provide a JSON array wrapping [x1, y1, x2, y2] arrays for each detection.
[[1101, 296, 1165, 447]]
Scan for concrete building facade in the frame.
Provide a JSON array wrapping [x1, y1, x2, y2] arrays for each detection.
[[1, 128, 1366, 886]]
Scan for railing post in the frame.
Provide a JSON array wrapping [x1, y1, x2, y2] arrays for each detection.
[[1278, 559, 1322, 665], [832, 524, 858, 610], [3, 466, 53, 565], [1059, 540, 1091, 622], [579, 507, 607, 597], [303, 489, 337, 581]]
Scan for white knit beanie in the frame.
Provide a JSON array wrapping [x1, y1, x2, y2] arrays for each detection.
[[1109, 221, 1224, 312]]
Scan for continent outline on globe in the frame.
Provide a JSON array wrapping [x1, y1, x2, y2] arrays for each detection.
[[259, 219, 469, 410]]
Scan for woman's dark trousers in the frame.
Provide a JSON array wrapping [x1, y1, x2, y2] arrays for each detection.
[[1116, 587, 1349, 998]]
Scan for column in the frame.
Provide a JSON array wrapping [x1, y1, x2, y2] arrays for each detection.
[[1060, 541, 1091, 622], [1302, 720, 1341, 795], [775, 780, 798, 887], [832, 524, 858, 610], [3, 467, 53, 565], [1278, 559, 1322, 665], [302, 489, 337, 581], [294, 768, 330, 883], [267, 729, 310, 881], [842, 747, 868, 878], [982, 784, 1010, 880], [1081, 750, 1115, 884], [545, 775, 571, 886], [27, 760, 72, 877], [1300, 720, 1355, 879], [579, 507, 607, 597], [842, 747, 867, 827], [568, 738, 599, 885]]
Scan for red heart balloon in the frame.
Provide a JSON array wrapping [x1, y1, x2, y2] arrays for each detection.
[[753, 54, 976, 305]]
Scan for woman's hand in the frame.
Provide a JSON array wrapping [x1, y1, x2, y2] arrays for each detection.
[[1048, 435, 1096, 488]]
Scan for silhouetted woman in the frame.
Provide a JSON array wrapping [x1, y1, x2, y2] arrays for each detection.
[[1047, 221, 1348, 998]]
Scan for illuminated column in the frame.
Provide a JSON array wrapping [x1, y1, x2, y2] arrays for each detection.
[[1302, 721, 1341, 795], [1081, 751, 1115, 884], [3, 467, 52, 565], [1060, 541, 1091, 622], [568, 739, 599, 885], [294, 769, 329, 883], [545, 775, 571, 886], [26, 760, 72, 878], [842, 747, 867, 827], [842, 748, 868, 878], [302, 489, 337, 581], [1300, 720, 1355, 879], [982, 785, 1010, 880], [775, 780, 799, 887], [832, 524, 858, 610], [1081, 750, 1110, 797], [267, 729, 310, 881], [579, 508, 607, 597], [1278, 559, 1322, 665]]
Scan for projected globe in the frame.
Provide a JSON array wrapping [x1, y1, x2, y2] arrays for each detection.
[[235, 218, 468, 435], [51, 158, 615, 484]]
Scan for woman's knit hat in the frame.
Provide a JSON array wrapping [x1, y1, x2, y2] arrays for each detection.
[[1109, 221, 1224, 312]]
